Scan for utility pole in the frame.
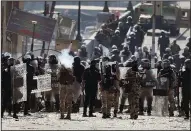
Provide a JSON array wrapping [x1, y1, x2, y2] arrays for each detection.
[[2, 1, 7, 53], [103, 1, 109, 12], [151, 1, 156, 68], [40, 1, 48, 56], [190, 1, 191, 37], [46, 1, 56, 55], [30, 21, 37, 52], [76, 1, 82, 42]]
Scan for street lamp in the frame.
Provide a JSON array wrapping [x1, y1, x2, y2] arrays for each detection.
[[75, 1, 82, 42], [31, 21, 37, 52], [103, 1, 109, 12]]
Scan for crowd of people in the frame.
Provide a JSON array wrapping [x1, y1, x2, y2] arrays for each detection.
[[1, 14, 191, 122]]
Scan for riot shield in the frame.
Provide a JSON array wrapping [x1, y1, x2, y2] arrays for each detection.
[[12, 63, 27, 103], [152, 69, 169, 116], [31, 74, 52, 93]]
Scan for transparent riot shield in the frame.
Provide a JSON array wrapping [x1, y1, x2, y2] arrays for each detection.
[[12, 63, 27, 103], [153, 72, 169, 116]]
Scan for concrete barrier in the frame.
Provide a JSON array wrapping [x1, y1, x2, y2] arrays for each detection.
[[84, 3, 142, 59]]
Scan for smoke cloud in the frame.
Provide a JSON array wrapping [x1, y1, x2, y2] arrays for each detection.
[[58, 42, 74, 69]]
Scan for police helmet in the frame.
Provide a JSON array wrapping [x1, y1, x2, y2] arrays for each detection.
[[184, 59, 191, 69], [131, 55, 137, 61], [81, 44, 86, 49], [7, 57, 15, 66], [165, 48, 171, 53], [162, 59, 170, 69], [37, 56, 43, 63], [186, 37, 191, 42], [129, 32, 135, 36], [168, 56, 174, 64], [141, 58, 150, 68], [138, 47, 142, 52], [102, 56, 110, 62], [26, 52, 34, 59], [90, 59, 97, 66], [184, 47, 189, 52], [111, 48, 120, 54], [4, 52, 11, 59], [179, 55, 186, 63], [143, 46, 148, 52], [112, 45, 117, 50], [115, 30, 120, 34], [74, 56, 81, 63], [127, 16, 132, 22], [134, 24, 140, 30]]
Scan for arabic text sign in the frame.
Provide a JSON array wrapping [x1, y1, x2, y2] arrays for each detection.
[[6, 8, 57, 42], [31, 74, 52, 93]]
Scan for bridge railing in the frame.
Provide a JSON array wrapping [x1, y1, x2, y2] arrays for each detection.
[[83, 2, 142, 58]]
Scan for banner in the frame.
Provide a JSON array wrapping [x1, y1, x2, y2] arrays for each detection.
[[31, 74, 52, 93], [55, 39, 79, 52], [6, 8, 56, 42], [12, 63, 27, 103], [57, 15, 76, 40]]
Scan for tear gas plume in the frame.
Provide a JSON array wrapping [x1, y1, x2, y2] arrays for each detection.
[[58, 42, 74, 69]]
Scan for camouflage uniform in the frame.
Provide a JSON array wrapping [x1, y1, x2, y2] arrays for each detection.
[[44, 64, 60, 111], [60, 85, 73, 119], [125, 68, 141, 119]]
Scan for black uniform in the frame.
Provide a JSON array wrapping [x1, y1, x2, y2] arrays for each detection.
[[82, 61, 101, 117], [181, 59, 191, 119], [158, 34, 170, 58]]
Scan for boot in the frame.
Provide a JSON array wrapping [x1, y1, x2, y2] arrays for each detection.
[[13, 114, 19, 121], [106, 113, 111, 118], [64, 112, 71, 120], [184, 113, 189, 120], [114, 110, 117, 117], [147, 105, 152, 116], [118, 105, 124, 113], [102, 113, 107, 119], [45, 101, 51, 112], [89, 111, 96, 117], [60, 114, 64, 119]]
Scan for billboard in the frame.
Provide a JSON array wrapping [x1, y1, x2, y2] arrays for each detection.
[[6, 8, 57, 42], [57, 15, 76, 40]]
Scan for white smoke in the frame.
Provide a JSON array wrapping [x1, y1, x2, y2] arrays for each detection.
[[58, 42, 74, 69]]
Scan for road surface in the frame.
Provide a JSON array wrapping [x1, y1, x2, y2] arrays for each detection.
[[1, 109, 190, 130]]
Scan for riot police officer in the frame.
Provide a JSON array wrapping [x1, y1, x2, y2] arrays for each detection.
[[78, 44, 88, 61], [125, 58, 141, 119], [158, 59, 176, 116], [110, 49, 121, 63], [170, 40, 181, 55], [182, 47, 191, 59], [186, 37, 191, 53], [139, 59, 157, 116], [133, 24, 145, 47], [158, 31, 170, 59], [120, 45, 132, 63], [163, 48, 172, 60], [82, 60, 101, 117], [45, 54, 60, 112], [180, 59, 191, 119], [127, 32, 136, 55], [72, 56, 85, 113]]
